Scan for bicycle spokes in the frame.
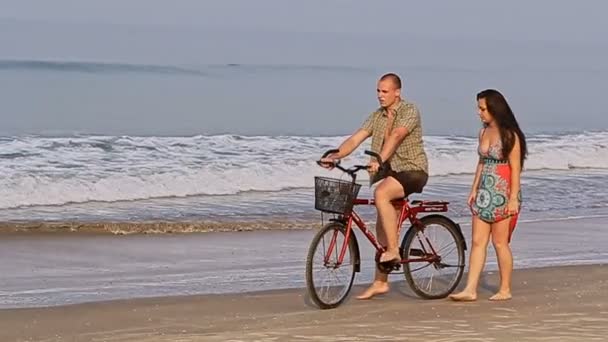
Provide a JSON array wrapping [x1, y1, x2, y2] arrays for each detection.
[[307, 224, 356, 308], [402, 217, 465, 299]]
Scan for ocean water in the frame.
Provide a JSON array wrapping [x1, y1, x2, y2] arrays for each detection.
[[3, 58, 608, 137], [0, 130, 607, 227], [1, 59, 608, 227]]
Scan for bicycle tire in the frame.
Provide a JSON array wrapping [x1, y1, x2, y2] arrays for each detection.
[[401, 215, 465, 299], [305, 222, 357, 309]]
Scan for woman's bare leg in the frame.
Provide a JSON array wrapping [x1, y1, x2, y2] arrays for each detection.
[[449, 216, 491, 301], [489, 219, 513, 301]]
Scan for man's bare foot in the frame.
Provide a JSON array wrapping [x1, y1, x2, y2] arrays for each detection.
[[355, 281, 389, 300], [379, 249, 400, 263], [448, 290, 477, 302], [489, 292, 512, 301]]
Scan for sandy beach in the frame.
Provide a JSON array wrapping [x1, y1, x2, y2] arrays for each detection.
[[0, 264, 606, 341], [1, 216, 607, 341]]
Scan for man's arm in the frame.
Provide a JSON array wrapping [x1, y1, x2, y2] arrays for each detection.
[[331, 129, 371, 159], [378, 126, 407, 163], [326, 110, 375, 160], [377, 105, 418, 162]]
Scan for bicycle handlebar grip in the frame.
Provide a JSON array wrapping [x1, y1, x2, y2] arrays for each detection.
[[316, 160, 334, 167], [364, 150, 383, 165], [321, 149, 340, 158], [317, 148, 341, 167]]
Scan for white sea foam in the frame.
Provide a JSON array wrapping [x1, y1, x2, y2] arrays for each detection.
[[0, 131, 607, 209]]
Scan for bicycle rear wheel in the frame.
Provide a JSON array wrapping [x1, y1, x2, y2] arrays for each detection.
[[306, 222, 357, 309], [401, 215, 465, 299]]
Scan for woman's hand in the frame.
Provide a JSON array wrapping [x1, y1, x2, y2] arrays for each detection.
[[467, 190, 477, 207], [506, 198, 519, 216]]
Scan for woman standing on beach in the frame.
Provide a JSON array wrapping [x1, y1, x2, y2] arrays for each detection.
[[450, 89, 527, 301]]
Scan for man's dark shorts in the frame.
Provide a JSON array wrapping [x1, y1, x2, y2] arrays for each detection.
[[372, 164, 428, 197]]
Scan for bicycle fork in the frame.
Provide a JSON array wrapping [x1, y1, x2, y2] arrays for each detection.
[[323, 221, 354, 269]]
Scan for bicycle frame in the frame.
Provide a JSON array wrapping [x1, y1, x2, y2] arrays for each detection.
[[311, 149, 467, 307], [324, 197, 450, 268]]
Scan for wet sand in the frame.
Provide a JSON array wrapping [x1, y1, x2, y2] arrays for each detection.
[[0, 219, 320, 234], [2, 217, 607, 309], [0, 264, 606, 341]]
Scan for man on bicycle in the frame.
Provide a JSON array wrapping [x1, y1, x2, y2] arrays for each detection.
[[320, 73, 429, 299]]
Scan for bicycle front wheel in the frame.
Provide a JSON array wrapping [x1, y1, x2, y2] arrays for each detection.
[[306, 222, 357, 309], [401, 215, 465, 299]]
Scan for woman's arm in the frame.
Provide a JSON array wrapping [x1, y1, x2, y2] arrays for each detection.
[[508, 133, 522, 203], [470, 128, 485, 191], [470, 159, 484, 192]]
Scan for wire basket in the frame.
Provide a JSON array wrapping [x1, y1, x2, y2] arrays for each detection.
[[314, 176, 362, 215]]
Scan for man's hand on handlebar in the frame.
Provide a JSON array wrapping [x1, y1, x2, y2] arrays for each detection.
[[367, 160, 380, 173], [319, 153, 340, 170], [316, 149, 384, 177], [317, 149, 342, 170]]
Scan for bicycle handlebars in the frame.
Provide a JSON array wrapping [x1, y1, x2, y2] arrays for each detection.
[[316, 148, 386, 179]]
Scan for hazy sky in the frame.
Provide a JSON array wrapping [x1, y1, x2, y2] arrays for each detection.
[[1, 1, 608, 136], [1, 0, 607, 40], [2, 1, 608, 42], [2, 1, 607, 65]]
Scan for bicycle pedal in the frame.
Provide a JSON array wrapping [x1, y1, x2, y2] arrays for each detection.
[[377, 260, 401, 274]]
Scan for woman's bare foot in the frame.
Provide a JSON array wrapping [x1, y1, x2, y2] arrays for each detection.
[[448, 290, 477, 302], [489, 291, 512, 301], [355, 281, 389, 300]]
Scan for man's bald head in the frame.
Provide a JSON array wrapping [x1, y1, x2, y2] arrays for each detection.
[[379, 73, 402, 90]]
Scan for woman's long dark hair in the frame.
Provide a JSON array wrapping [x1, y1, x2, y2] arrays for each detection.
[[477, 89, 528, 168]]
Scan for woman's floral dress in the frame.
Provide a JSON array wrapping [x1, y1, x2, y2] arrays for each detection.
[[470, 137, 521, 242]]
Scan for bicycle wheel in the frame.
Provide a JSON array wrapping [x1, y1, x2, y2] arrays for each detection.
[[401, 215, 465, 299], [306, 222, 357, 309]]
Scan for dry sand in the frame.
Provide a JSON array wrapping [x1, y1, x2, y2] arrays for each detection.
[[1, 264, 606, 342]]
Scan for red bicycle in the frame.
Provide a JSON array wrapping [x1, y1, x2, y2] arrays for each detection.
[[306, 149, 467, 309]]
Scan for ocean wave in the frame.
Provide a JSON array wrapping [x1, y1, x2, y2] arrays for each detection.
[[0, 131, 607, 209], [0, 59, 208, 77], [3, 213, 608, 235], [0, 59, 368, 77], [4, 59, 606, 77]]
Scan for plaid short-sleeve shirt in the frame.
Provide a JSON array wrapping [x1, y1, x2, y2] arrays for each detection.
[[361, 99, 429, 175]]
